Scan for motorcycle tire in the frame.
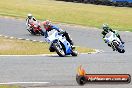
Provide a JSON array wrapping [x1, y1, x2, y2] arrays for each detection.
[[71, 50, 78, 56], [27, 29, 36, 35], [53, 42, 65, 57], [119, 49, 125, 53], [113, 42, 125, 53]]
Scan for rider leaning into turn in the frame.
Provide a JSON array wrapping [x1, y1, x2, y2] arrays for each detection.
[[41, 20, 75, 50], [101, 24, 125, 44], [26, 14, 40, 33], [26, 14, 37, 27]]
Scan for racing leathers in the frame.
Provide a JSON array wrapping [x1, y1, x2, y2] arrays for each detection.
[[44, 25, 74, 52], [26, 17, 40, 34], [102, 26, 124, 51], [102, 27, 124, 44]]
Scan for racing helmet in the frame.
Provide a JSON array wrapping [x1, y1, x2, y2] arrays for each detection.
[[102, 24, 109, 32], [28, 13, 32, 19], [42, 20, 52, 30]]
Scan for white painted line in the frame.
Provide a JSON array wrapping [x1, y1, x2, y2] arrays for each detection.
[[4, 36, 8, 38], [26, 39, 30, 41], [0, 50, 101, 57], [32, 40, 37, 42], [80, 49, 103, 54], [75, 46, 80, 47], [39, 41, 44, 43], [10, 37, 14, 39], [0, 82, 50, 85], [125, 31, 130, 32], [0, 35, 44, 43], [17, 38, 24, 40], [0, 54, 57, 57]]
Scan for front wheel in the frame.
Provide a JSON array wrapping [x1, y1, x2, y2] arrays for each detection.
[[53, 42, 65, 57], [27, 29, 36, 35]]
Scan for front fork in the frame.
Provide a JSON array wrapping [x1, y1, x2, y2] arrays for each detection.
[[50, 40, 63, 52]]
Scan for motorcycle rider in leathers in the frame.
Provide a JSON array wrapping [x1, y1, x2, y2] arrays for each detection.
[[41, 20, 75, 52], [26, 14, 40, 34], [101, 24, 124, 51]]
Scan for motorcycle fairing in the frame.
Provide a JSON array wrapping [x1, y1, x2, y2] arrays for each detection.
[[60, 39, 72, 55]]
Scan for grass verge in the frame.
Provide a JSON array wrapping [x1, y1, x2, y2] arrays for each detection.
[[0, 0, 132, 31], [0, 36, 95, 55], [0, 85, 20, 88]]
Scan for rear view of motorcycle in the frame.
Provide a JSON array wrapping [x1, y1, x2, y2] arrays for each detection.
[[27, 21, 45, 36], [103, 31, 125, 53]]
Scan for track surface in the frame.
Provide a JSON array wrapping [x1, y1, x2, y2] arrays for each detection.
[[0, 17, 132, 88]]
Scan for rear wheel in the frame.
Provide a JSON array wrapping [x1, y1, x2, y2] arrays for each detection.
[[71, 50, 78, 56], [53, 42, 65, 57], [120, 49, 125, 53], [113, 42, 125, 53]]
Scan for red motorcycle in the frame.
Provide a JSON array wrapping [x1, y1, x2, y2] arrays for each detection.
[[27, 21, 44, 36]]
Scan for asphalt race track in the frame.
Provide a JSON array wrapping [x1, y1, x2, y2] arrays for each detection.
[[0, 17, 132, 88]]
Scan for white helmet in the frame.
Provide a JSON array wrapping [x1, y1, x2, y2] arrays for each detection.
[[102, 24, 109, 28], [28, 13, 32, 19]]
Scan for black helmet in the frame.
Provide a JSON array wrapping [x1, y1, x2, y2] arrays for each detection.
[[102, 24, 109, 32]]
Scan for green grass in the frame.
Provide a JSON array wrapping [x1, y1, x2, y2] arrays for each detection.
[[0, 0, 132, 31], [0, 37, 95, 55], [0, 85, 20, 88]]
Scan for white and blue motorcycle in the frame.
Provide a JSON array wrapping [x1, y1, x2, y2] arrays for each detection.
[[104, 31, 125, 53], [46, 30, 78, 57]]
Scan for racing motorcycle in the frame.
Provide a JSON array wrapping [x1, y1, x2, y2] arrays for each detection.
[[46, 29, 78, 57], [103, 31, 125, 53], [27, 21, 44, 36]]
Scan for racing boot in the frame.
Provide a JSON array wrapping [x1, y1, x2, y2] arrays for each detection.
[[68, 39, 75, 50], [121, 41, 125, 44], [71, 44, 75, 50], [117, 35, 125, 44], [111, 45, 116, 51], [120, 37, 125, 44], [63, 31, 75, 50]]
